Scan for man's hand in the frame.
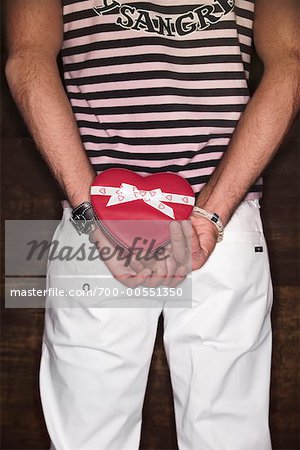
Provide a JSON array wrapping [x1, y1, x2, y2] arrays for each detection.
[[166, 215, 219, 272], [145, 215, 218, 287], [141, 220, 191, 288], [89, 225, 153, 288], [190, 215, 219, 271], [141, 215, 219, 283], [89, 220, 193, 289]]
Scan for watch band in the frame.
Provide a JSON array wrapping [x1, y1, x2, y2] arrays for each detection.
[[192, 206, 224, 242], [69, 201, 96, 235]]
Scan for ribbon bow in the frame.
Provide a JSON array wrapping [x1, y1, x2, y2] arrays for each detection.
[[91, 182, 194, 219]]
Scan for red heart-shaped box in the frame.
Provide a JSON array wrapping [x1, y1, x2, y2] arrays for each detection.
[[91, 168, 195, 253]]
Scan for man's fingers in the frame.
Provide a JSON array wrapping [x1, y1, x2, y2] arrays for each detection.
[[169, 264, 188, 288], [129, 253, 147, 273], [181, 219, 193, 255], [192, 233, 216, 270], [169, 220, 187, 264], [190, 222, 217, 270], [162, 255, 178, 286], [191, 247, 208, 271], [142, 258, 168, 287], [191, 227, 203, 269], [115, 267, 153, 288]]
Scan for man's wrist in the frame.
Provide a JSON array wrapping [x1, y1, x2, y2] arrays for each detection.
[[66, 168, 96, 209], [192, 206, 224, 242], [68, 192, 92, 209], [195, 190, 233, 226]]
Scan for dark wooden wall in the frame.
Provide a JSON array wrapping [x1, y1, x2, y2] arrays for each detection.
[[1, 31, 299, 450]]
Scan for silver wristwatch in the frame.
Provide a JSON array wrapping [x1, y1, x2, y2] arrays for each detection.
[[69, 201, 96, 235]]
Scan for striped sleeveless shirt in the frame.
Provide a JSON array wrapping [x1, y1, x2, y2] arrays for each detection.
[[61, 0, 262, 199]]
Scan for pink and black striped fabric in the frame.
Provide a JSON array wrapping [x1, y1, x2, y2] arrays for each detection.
[[61, 0, 262, 198]]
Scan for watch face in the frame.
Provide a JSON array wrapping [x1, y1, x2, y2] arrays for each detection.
[[70, 203, 95, 235]]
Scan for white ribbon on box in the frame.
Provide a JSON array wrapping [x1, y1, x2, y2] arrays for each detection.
[[90, 183, 195, 219]]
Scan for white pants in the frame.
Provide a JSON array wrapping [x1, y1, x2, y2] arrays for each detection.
[[40, 200, 273, 450]]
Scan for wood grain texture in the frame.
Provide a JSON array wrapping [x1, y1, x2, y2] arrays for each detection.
[[1, 46, 299, 450]]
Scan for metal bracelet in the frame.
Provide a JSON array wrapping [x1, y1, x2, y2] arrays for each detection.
[[70, 201, 96, 235]]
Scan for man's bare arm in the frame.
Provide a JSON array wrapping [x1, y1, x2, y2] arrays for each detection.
[[4, 0, 189, 285], [195, 0, 300, 225], [5, 0, 95, 208]]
